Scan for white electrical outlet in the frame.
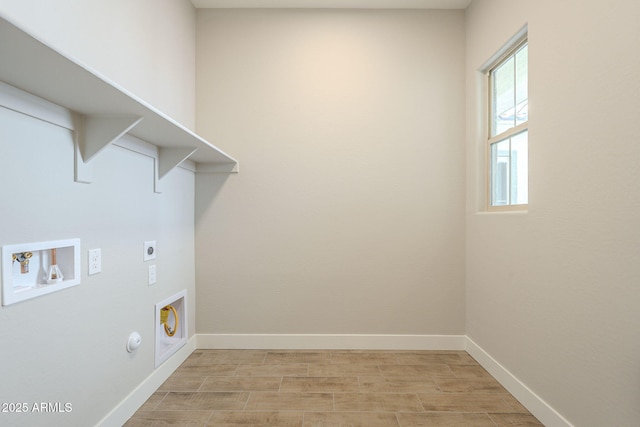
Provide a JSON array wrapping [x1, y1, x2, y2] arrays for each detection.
[[148, 265, 157, 285], [88, 248, 101, 275], [144, 241, 156, 261]]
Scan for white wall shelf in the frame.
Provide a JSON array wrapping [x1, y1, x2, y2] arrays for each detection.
[[0, 14, 238, 188]]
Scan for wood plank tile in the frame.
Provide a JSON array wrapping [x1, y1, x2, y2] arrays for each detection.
[[488, 412, 545, 426], [280, 376, 360, 392], [198, 350, 268, 364], [159, 391, 249, 410], [334, 393, 424, 412], [235, 363, 308, 377], [396, 412, 496, 426], [265, 351, 330, 364], [434, 377, 508, 394], [200, 376, 282, 392], [245, 392, 333, 411], [308, 364, 381, 377], [379, 364, 455, 378], [158, 375, 207, 392], [208, 411, 303, 426], [359, 376, 440, 393], [418, 393, 516, 412], [448, 364, 494, 379], [135, 392, 166, 412], [500, 394, 531, 412], [395, 351, 477, 365], [178, 352, 204, 367], [128, 349, 541, 426], [124, 410, 212, 426], [330, 351, 398, 365], [303, 412, 399, 427], [174, 364, 238, 376]]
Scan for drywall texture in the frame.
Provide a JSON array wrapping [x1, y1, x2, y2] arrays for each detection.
[[0, 2, 197, 426], [195, 10, 466, 335], [465, 1, 640, 426], [0, 109, 195, 427], [0, 0, 196, 128]]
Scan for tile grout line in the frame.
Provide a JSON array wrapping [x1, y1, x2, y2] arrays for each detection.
[[242, 391, 251, 411], [415, 391, 426, 412], [204, 409, 215, 426], [395, 411, 402, 427], [196, 375, 208, 392], [151, 392, 169, 411]]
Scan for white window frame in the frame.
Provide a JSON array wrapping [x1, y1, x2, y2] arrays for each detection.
[[485, 35, 528, 212]]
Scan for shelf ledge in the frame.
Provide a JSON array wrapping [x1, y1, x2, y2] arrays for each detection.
[[0, 14, 239, 190]]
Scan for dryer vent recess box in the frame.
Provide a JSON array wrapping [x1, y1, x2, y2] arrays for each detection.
[[155, 290, 187, 367]]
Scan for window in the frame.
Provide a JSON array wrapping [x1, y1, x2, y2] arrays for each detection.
[[487, 39, 528, 210]]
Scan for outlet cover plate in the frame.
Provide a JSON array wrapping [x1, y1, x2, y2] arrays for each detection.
[[144, 241, 156, 261], [148, 265, 157, 286], [88, 248, 101, 275]]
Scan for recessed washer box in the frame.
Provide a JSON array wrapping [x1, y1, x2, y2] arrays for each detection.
[[1, 239, 81, 306]]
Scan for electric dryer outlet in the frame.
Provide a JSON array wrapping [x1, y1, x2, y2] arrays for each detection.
[[144, 241, 156, 261]]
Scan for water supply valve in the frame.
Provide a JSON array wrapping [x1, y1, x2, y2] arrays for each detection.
[[14, 252, 33, 274]]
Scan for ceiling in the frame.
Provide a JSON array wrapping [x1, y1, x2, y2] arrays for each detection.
[[191, 0, 473, 9]]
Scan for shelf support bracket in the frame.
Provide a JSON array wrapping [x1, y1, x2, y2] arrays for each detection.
[[75, 115, 143, 183], [153, 147, 198, 193], [195, 162, 240, 174]]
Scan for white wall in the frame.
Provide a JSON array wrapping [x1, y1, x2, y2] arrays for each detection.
[[0, 1, 198, 426], [465, 1, 640, 426], [6, 2, 636, 425], [0, 0, 196, 128], [195, 10, 466, 338]]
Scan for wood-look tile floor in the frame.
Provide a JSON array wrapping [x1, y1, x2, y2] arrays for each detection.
[[124, 350, 543, 426]]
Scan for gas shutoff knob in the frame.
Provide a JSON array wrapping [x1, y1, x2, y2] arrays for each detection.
[[127, 332, 142, 353]]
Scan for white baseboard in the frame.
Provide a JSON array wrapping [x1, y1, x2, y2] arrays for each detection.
[[97, 336, 196, 427], [196, 333, 466, 350], [465, 337, 573, 427]]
